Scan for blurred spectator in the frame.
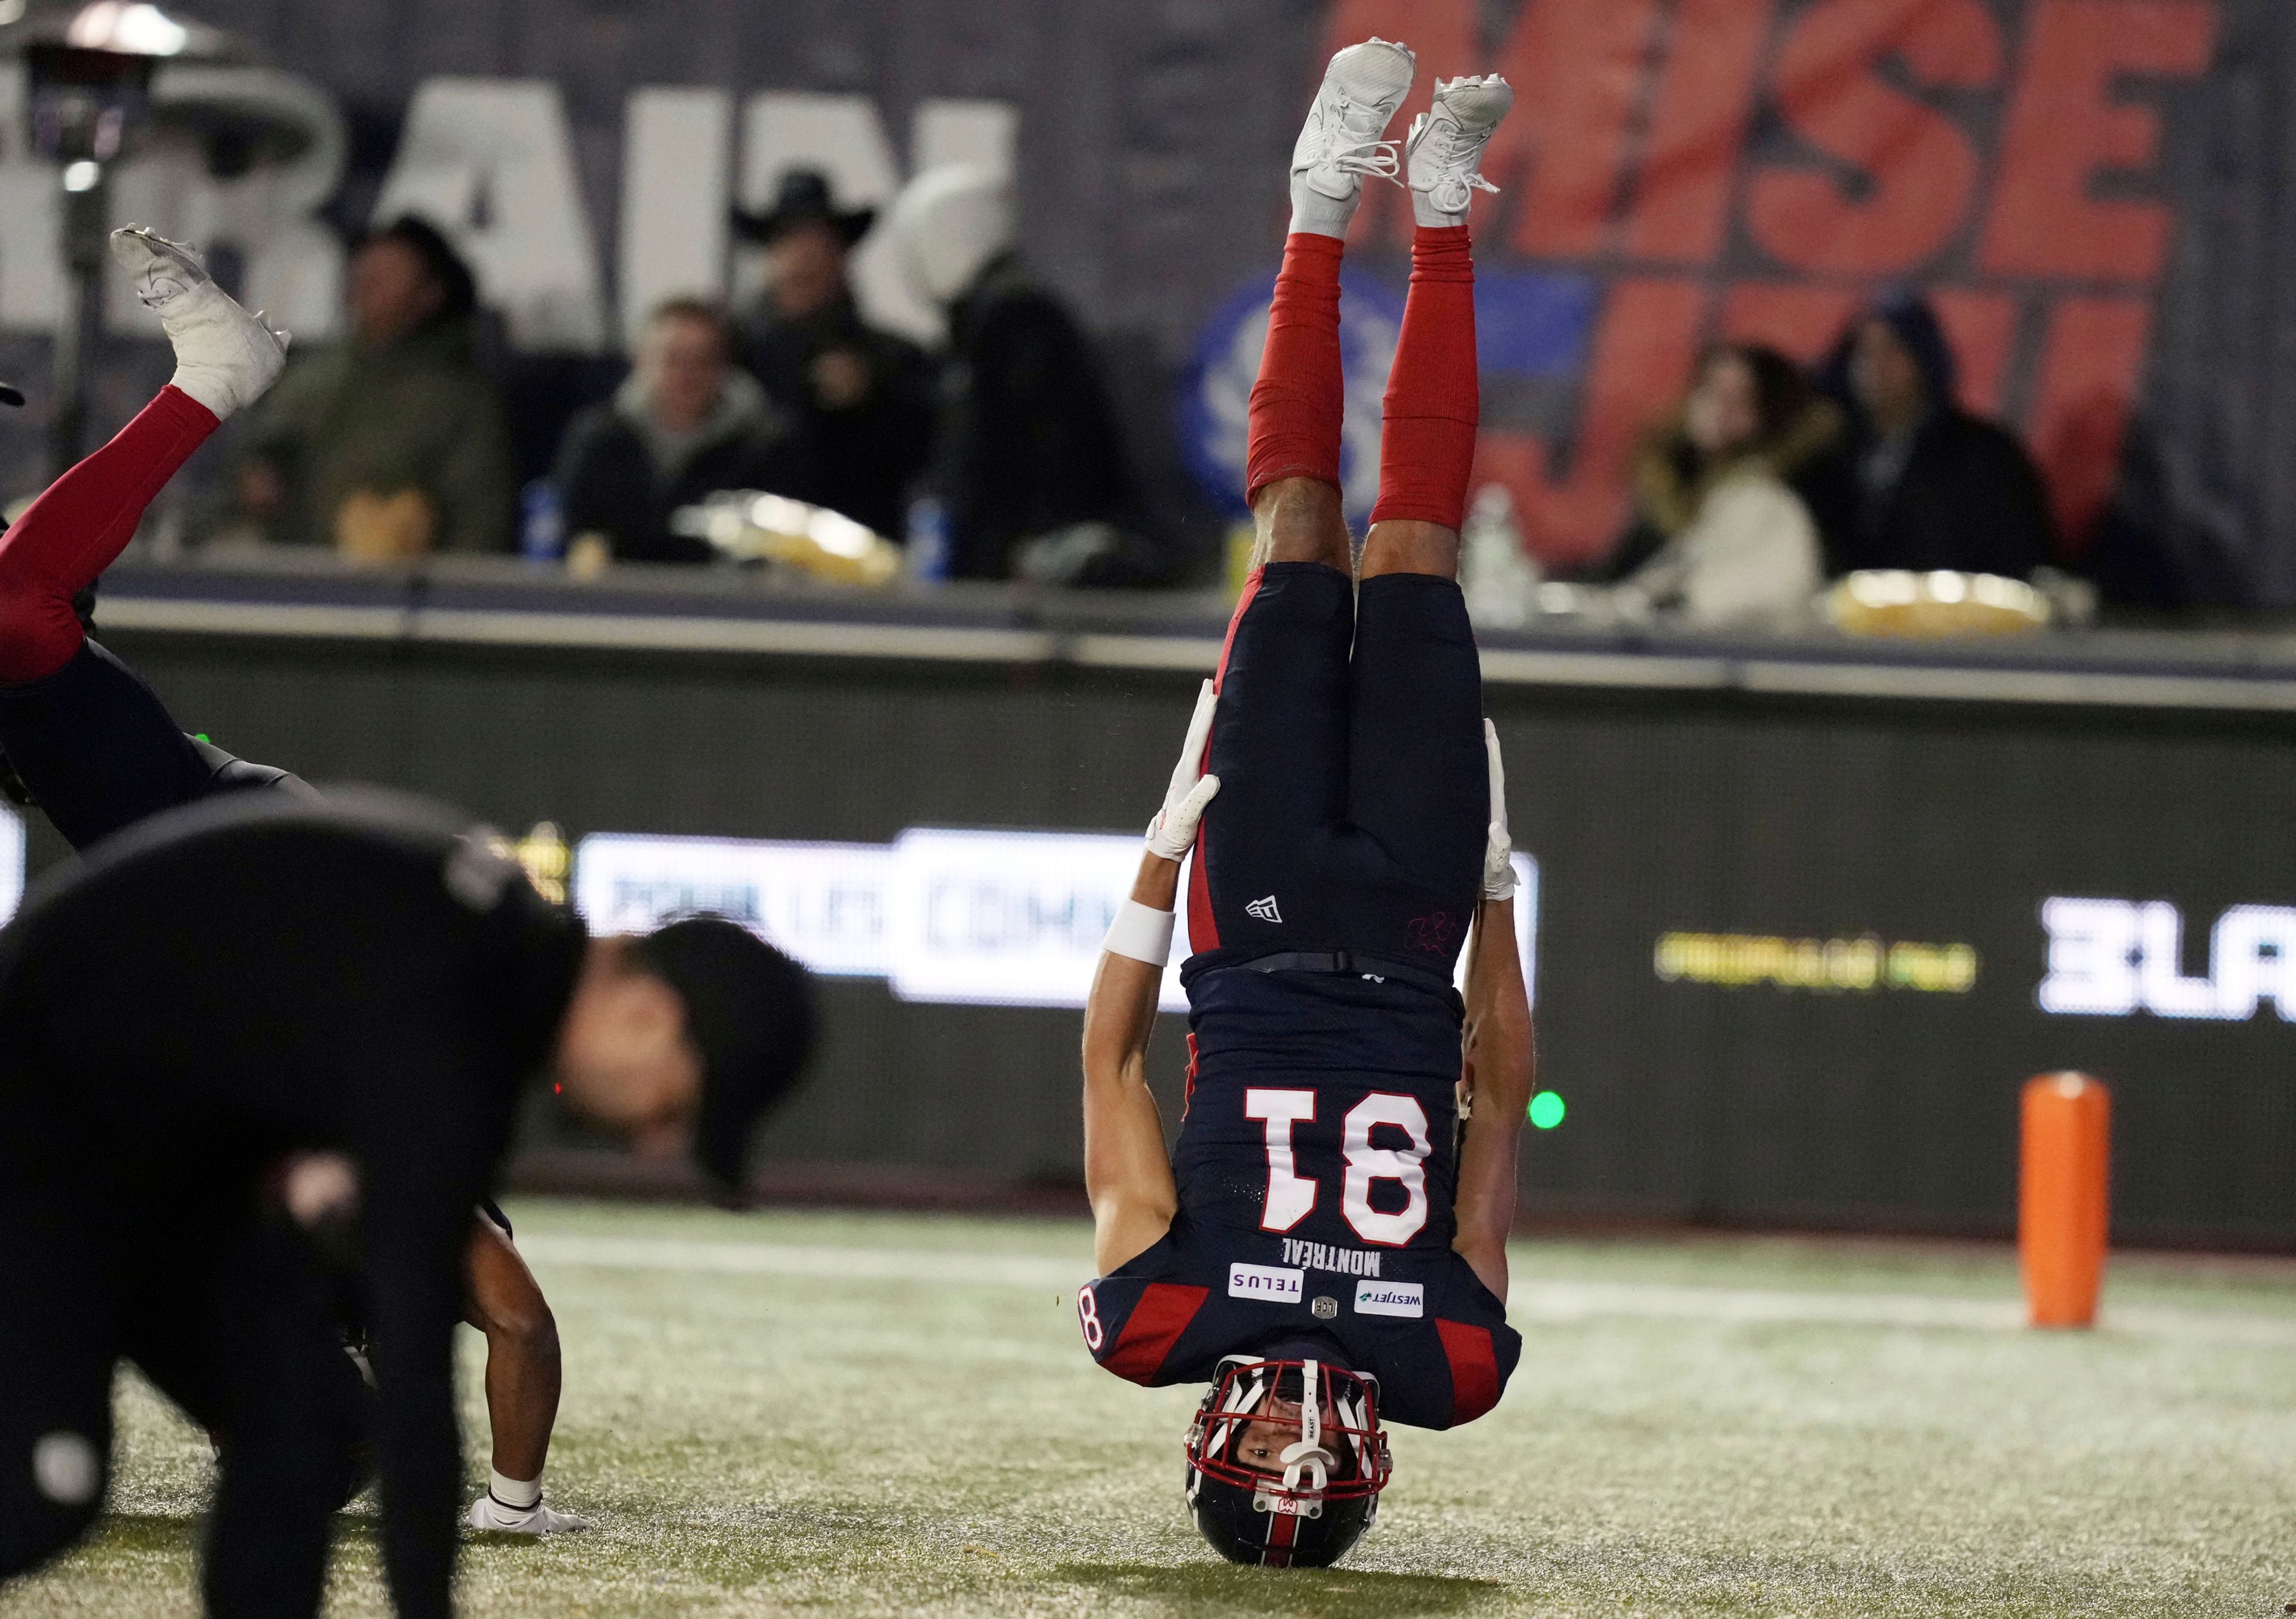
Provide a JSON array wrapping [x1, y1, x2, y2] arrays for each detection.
[[732, 170, 936, 541], [234, 216, 514, 558], [554, 297, 812, 565], [1803, 292, 2054, 579], [1610, 344, 1834, 630], [883, 164, 1150, 585]]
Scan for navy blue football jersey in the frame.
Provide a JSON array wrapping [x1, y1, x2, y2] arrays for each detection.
[[1080, 966, 1521, 1429]]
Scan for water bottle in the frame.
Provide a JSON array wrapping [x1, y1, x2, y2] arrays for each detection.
[[905, 496, 951, 585], [1461, 483, 1537, 629], [520, 478, 566, 563]]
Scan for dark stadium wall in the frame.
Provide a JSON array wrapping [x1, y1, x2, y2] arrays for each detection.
[[78, 624, 2296, 1250], [4, 0, 2295, 600]]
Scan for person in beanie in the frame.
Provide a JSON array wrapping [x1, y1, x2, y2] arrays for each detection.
[[0, 792, 816, 1619], [732, 169, 937, 540]]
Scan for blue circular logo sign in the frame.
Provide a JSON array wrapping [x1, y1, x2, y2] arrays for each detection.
[[1177, 265, 1406, 531]]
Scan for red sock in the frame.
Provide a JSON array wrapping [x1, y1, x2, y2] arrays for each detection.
[[0, 385, 218, 682], [1370, 225, 1479, 531], [1244, 233, 1347, 508]]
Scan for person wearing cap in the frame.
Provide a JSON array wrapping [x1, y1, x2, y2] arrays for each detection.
[[732, 169, 937, 540], [0, 789, 816, 1619], [231, 215, 517, 558]]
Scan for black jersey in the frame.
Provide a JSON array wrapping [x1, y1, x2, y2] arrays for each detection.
[[1081, 963, 1519, 1429], [0, 789, 584, 1616]]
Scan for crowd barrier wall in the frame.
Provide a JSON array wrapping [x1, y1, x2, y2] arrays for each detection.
[[51, 560, 2296, 1246]]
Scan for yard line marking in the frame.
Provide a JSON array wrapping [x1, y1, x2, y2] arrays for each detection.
[[1510, 1280, 2020, 1332], [514, 1235, 2296, 1346], [519, 1234, 1085, 1291]]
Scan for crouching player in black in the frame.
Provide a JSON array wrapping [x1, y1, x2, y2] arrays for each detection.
[[1077, 42, 1531, 1568], [0, 790, 815, 1617], [0, 228, 585, 1537], [0, 237, 816, 1615]]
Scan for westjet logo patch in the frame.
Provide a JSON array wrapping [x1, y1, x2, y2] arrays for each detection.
[[1354, 1279, 1424, 1318], [1247, 895, 1283, 924], [1229, 1263, 1304, 1304]]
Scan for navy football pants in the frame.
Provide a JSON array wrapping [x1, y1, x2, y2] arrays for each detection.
[[1186, 562, 1487, 972], [0, 638, 221, 850]]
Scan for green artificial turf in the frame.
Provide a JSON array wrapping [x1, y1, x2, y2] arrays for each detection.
[[6, 1199, 2296, 1617]]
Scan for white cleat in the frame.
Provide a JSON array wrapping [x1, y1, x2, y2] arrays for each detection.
[[1405, 75, 1515, 224], [467, 1491, 590, 1535], [1289, 37, 1416, 230], [108, 225, 288, 420]]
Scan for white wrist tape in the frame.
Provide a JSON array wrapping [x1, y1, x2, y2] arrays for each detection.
[[1102, 900, 1177, 966]]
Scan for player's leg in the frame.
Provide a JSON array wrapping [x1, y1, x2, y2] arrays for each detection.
[[1244, 37, 1415, 575], [0, 228, 286, 850], [1189, 39, 1415, 954], [200, 1216, 365, 1619], [462, 1210, 586, 1534], [1347, 78, 1516, 969], [1358, 76, 1510, 585], [0, 1113, 120, 1581]]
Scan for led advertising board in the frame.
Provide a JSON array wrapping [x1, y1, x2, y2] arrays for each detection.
[[573, 827, 1538, 1013]]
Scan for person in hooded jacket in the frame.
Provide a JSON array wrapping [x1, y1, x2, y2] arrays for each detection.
[[881, 164, 1146, 583], [554, 297, 817, 564], [1801, 291, 2055, 580]]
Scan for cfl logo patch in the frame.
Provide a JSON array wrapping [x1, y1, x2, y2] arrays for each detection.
[[1247, 895, 1283, 924]]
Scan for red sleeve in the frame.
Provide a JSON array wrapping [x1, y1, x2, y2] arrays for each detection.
[[1084, 1281, 1210, 1385]]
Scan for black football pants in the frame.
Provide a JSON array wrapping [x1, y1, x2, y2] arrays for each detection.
[[0, 1110, 369, 1617]]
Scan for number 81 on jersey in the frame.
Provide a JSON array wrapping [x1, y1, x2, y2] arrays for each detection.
[[1245, 1088, 1432, 1247]]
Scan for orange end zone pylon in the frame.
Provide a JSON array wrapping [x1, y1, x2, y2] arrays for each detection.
[[2019, 1072, 2111, 1328]]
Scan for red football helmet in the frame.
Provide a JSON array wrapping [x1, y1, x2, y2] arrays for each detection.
[[1183, 1356, 1391, 1568]]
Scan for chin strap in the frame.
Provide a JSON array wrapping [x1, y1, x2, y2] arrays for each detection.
[[1279, 1359, 1337, 1493]]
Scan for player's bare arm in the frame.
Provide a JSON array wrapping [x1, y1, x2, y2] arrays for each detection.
[[1082, 680, 1220, 1274], [1454, 722, 1535, 1300]]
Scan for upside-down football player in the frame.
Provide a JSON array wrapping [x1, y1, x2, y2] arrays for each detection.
[[1078, 41, 1532, 1568], [0, 230, 585, 1534]]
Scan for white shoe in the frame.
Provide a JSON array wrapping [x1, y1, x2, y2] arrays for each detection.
[[467, 1490, 589, 1535], [1405, 75, 1515, 225], [108, 225, 288, 420], [1289, 37, 1416, 234]]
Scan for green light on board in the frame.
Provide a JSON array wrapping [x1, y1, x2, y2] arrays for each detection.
[[192, 734, 209, 743], [1527, 1090, 1566, 1130]]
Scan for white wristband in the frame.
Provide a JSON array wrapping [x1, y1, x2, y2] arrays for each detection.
[[1102, 900, 1177, 966]]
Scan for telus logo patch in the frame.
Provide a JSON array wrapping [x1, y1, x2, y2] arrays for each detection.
[[1354, 1279, 1424, 1318], [1228, 1263, 1305, 1304]]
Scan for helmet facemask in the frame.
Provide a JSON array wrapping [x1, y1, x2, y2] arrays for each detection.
[[1184, 1357, 1390, 1565]]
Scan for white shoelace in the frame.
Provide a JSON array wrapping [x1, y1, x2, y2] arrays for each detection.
[[1413, 120, 1502, 210], [1306, 93, 1405, 184]]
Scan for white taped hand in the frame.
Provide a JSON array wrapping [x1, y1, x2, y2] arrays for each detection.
[[1482, 718, 1516, 901], [1146, 679, 1222, 860]]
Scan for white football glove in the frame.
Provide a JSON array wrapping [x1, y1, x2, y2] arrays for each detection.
[[1146, 679, 1222, 860], [1481, 719, 1516, 902]]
